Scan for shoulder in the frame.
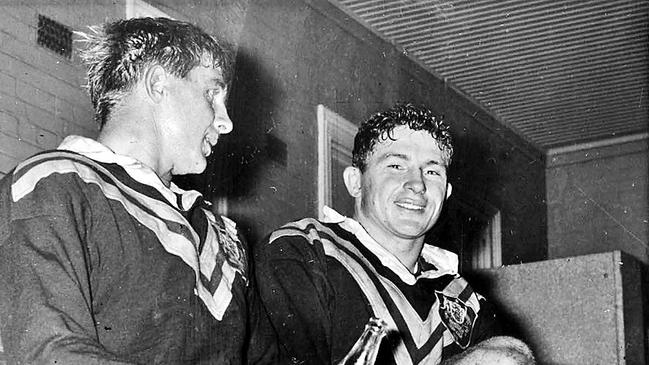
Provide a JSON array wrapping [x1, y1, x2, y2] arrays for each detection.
[[267, 217, 331, 245], [4, 150, 109, 220], [9, 150, 104, 204], [256, 217, 342, 265]]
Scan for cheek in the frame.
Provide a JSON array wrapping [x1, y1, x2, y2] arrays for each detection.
[[363, 182, 389, 210]]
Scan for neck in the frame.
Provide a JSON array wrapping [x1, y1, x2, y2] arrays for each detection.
[[384, 238, 424, 272], [97, 119, 172, 187], [355, 217, 424, 272]]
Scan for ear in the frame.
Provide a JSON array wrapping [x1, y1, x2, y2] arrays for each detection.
[[446, 182, 453, 199], [343, 166, 362, 198], [144, 65, 167, 103]]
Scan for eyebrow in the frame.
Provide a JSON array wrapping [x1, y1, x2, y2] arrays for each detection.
[[381, 153, 444, 166], [208, 77, 226, 88]]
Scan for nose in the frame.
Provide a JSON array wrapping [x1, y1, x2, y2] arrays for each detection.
[[404, 169, 426, 194], [213, 111, 233, 134], [211, 96, 233, 135]]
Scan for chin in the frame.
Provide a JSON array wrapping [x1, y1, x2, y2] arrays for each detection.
[[394, 221, 430, 237], [174, 160, 207, 176]]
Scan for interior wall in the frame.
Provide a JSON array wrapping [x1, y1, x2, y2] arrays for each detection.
[[0, 2, 108, 178], [546, 136, 649, 264], [0, 0, 246, 181], [221, 0, 548, 264], [0, 0, 549, 265]]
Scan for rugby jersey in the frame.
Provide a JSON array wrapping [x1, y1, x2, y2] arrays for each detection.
[[0, 136, 275, 364], [254, 207, 499, 365]]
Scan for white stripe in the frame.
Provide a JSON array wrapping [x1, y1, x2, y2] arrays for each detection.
[[200, 214, 219, 280], [271, 221, 450, 362], [210, 259, 237, 319], [11, 158, 227, 320], [58, 135, 183, 209], [321, 239, 413, 365], [324, 207, 458, 284], [379, 278, 440, 347], [13, 156, 194, 233]]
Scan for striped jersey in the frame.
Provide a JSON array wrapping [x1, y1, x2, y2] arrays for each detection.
[[255, 207, 499, 365], [0, 136, 272, 364]]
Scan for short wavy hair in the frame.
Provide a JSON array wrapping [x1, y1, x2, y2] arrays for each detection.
[[76, 17, 233, 129], [351, 103, 454, 171]]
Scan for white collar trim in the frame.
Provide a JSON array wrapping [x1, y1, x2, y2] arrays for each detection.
[[322, 206, 458, 284], [57, 135, 201, 210]]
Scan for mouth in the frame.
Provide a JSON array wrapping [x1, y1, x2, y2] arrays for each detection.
[[202, 136, 215, 157], [394, 199, 427, 211]]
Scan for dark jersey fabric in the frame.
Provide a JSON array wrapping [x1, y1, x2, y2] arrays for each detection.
[[0, 142, 276, 364], [254, 217, 500, 365]]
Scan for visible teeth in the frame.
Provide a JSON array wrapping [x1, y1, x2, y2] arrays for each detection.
[[202, 138, 212, 157], [396, 202, 424, 210]]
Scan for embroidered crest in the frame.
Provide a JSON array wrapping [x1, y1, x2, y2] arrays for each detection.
[[435, 292, 476, 349], [212, 215, 248, 282]]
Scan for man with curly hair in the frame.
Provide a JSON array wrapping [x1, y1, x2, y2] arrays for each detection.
[[0, 17, 276, 364], [254, 103, 534, 364]]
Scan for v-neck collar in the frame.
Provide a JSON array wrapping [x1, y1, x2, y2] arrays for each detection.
[[321, 206, 458, 285], [58, 135, 202, 211]]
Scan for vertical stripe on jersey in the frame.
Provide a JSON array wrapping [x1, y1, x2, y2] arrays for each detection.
[[271, 220, 452, 365], [10, 152, 238, 320]]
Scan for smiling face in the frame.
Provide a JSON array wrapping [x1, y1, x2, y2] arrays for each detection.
[[345, 125, 452, 250], [157, 64, 232, 180]]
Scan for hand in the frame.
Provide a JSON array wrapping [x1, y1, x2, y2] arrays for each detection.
[[440, 336, 535, 365]]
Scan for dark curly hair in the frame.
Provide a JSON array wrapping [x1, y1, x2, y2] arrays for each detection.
[[351, 103, 454, 171], [76, 17, 233, 129]]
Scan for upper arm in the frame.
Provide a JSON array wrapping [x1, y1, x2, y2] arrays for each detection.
[[0, 173, 129, 364], [253, 231, 333, 365]]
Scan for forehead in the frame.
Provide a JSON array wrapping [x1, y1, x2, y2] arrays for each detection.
[[185, 64, 224, 85], [371, 126, 446, 161]]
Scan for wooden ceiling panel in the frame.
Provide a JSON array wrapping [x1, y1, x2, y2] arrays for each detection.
[[333, 0, 649, 152]]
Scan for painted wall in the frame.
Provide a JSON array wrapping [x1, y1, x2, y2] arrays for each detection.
[[0, 2, 105, 178], [0, 0, 250, 177], [546, 137, 649, 264], [219, 0, 548, 264], [0, 0, 548, 265]]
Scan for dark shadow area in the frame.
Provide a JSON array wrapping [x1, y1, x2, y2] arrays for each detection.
[[427, 131, 532, 344], [426, 132, 499, 268], [645, 151, 649, 365], [174, 44, 280, 245], [642, 262, 649, 365]]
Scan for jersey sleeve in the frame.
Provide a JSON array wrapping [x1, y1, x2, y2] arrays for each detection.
[[470, 296, 504, 343], [0, 173, 133, 364], [224, 221, 283, 365], [253, 228, 334, 365]]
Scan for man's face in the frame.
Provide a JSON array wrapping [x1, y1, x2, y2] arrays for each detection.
[[158, 64, 232, 178], [352, 125, 452, 246]]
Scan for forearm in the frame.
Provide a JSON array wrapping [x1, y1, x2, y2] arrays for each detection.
[[2, 334, 134, 365], [2, 285, 135, 364], [0, 218, 133, 364]]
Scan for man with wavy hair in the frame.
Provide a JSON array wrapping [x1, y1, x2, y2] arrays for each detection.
[[0, 17, 275, 364], [255, 103, 534, 364]]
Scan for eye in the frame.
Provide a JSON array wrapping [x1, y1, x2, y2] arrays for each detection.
[[424, 168, 443, 177], [205, 88, 220, 101], [206, 84, 227, 101], [388, 164, 404, 170]]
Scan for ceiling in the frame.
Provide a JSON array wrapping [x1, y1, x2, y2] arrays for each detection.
[[331, 0, 649, 154]]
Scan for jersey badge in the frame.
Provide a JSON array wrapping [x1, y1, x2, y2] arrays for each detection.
[[435, 291, 476, 349]]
